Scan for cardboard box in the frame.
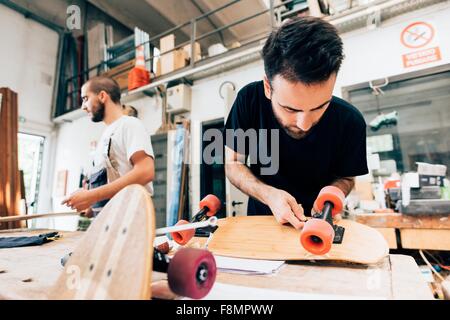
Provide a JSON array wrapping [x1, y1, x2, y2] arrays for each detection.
[[160, 49, 188, 75], [159, 34, 189, 75], [182, 42, 201, 62]]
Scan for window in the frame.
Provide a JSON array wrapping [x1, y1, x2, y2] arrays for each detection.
[[344, 66, 450, 175], [18, 133, 45, 213]]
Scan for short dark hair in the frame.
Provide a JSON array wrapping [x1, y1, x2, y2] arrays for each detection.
[[262, 16, 344, 85], [123, 105, 138, 117], [86, 76, 121, 104]]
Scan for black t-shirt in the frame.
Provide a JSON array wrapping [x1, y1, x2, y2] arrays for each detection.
[[224, 81, 369, 216]]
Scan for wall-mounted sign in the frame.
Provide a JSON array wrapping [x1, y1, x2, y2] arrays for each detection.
[[400, 21, 441, 69], [402, 47, 442, 68], [401, 22, 434, 49]]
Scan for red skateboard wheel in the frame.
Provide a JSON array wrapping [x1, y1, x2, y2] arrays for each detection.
[[300, 218, 335, 255], [170, 220, 195, 245], [199, 194, 221, 217], [314, 186, 345, 216], [167, 248, 216, 299]]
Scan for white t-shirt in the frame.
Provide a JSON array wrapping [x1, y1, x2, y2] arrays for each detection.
[[93, 116, 154, 195]]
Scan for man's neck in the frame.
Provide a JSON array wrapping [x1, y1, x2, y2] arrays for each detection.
[[103, 104, 124, 125]]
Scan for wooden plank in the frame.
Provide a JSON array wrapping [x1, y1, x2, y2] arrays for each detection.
[[101, 59, 135, 91], [0, 88, 22, 230], [390, 255, 434, 299], [376, 227, 397, 249], [355, 213, 450, 229], [88, 23, 106, 77], [400, 229, 450, 250], [0, 212, 79, 224]]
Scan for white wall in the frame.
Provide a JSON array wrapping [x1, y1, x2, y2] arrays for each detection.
[[335, 1, 450, 94], [0, 4, 59, 214]]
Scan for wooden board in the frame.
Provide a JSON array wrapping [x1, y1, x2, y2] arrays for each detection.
[[0, 88, 22, 230], [101, 59, 135, 91], [375, 227, 398, 249], [208, 216, 389, 265], [355, 213, 450, 229], [49, 184, 155, 299], [400, 229, 450, 250]]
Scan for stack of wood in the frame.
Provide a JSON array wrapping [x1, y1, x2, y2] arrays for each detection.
[[0, 88, 23, 230]]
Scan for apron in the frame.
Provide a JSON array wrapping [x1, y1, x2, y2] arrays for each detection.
[[89, 132, 121, 216]]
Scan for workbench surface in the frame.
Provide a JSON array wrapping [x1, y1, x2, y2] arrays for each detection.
[[0, 229, 433, 300]]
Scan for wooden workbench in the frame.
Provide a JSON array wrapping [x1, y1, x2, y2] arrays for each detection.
[[355, 213, 450, 251], [0, 229, 433, 300]]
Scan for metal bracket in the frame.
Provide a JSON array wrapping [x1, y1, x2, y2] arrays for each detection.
[[333, 225, 345, 244]]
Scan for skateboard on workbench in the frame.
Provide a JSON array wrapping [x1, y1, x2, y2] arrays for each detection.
[[50, 184, 216, 300], [208, 186, 389, 265]]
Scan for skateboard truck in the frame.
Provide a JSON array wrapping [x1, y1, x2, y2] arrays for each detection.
[[311, 201, 345, 244], [300, 186, 346, 255], [170, 194, 221, 245]]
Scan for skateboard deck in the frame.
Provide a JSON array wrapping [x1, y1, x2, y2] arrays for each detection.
[[49, 184, 155, 299], [207, 216, 389, 265]]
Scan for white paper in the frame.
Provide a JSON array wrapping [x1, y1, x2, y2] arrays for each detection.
[[214, 255, 285, 275], [183, 283, 385, 300]]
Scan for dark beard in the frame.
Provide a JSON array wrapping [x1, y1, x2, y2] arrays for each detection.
[[283, 128, 309, 139], [91, 102, 105, 122], [272, 107, 309, 139]]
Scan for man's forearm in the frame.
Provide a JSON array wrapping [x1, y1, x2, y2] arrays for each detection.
[[331, 177, 355, 196], [225, 161, 274, 205]]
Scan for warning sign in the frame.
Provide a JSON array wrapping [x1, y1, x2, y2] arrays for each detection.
[[402, 47, 441, 68], [401, 22, 434, 49]]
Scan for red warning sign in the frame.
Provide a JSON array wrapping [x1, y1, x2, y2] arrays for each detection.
[[401, 22, 434, 49], [402, 47, 441, 68]]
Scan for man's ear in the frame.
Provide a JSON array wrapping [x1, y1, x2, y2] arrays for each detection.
[[98, 90, 107, 103], [263, 75, 272, 100]]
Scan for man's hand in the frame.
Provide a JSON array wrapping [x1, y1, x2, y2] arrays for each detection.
[[62, 189, 98, 212], [265, 188, 307, 229]]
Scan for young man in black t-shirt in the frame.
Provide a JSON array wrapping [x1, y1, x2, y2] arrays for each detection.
[[224, 17, 368, 229]]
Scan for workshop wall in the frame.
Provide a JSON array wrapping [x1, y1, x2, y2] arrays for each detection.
[[0, 4, 59, 215], [335, 1, 450, 93]]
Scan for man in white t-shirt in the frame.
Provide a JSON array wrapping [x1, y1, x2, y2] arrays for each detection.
[[62, 76, 155, 214]]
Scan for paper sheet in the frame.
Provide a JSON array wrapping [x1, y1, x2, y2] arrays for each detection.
[[214, 255, 285, 275]]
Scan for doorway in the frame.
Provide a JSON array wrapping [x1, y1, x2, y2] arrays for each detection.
[[18, 133, 45, 214]]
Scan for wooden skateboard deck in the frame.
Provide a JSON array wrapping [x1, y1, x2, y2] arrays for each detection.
[[49, 184, 155, 299], [208, 216, 389, 265]]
